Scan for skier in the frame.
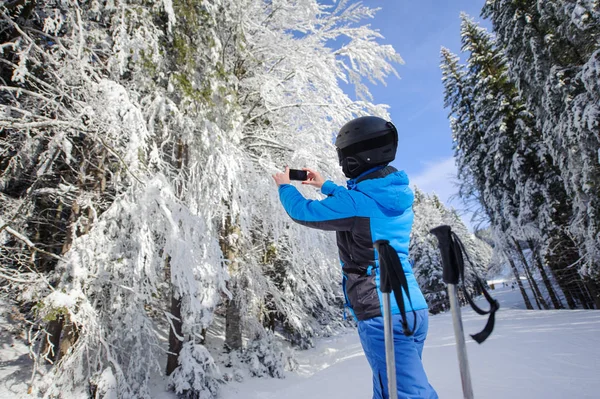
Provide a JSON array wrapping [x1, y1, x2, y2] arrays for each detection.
[[272, 116, 438, 399]]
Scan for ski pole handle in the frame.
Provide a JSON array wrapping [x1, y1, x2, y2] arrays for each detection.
[[430, 225, 459, 284], [374, 240, 391, 293]]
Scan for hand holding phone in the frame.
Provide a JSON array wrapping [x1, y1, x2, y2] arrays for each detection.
[[273, 167, 324, 189], [289, 169, 308, 181], [301, 168, 325, 189]]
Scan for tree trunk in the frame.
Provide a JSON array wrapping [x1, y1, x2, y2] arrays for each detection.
[[523, 264, 542, 310], [44, 149, 106, 364], [545, 245, 577, 308], [553, 257, 590, 309], [527, 239, 563, 309], [225, 280, 243, 351], [220, 211, 243, 351], [166, 141, 188, 375], [570, 275, 593, 309], [584, 278, 600, 310], [506, 255, 533, 310], [514, 239, 548, 309], [166, 293, 183, 376], [41, 315, 64, 363], [58, 322, 79, 361], [556, 267, 578, 309], [41, 197, 85, 364]]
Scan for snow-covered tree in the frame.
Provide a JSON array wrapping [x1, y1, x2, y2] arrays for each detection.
[[441, 13, 599, 310], [411, 188, 492, 314], [482, 1, 600, 297], [1, 0, 406, 397], [462, 14, 569, 309], [410, 189, 446, 314], [439, 44, 535, 309]]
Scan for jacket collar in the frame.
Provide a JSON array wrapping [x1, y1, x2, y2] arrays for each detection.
[[346, 165, 397, 190]]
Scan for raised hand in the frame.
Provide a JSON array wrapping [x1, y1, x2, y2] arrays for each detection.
[[302, 167, 325, 189], [272, 166, 291, 187]]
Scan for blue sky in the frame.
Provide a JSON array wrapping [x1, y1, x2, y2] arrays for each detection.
[[344, 0, 490, 228]]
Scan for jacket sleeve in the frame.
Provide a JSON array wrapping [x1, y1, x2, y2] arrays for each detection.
[[278, 180, 356, 231]]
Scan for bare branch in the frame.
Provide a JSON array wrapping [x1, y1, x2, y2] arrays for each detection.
[[3, 225, 65, 262], [0, 120, 78, 129]]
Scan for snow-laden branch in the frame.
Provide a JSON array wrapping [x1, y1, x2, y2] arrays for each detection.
[[0, 85, 64, 107], [0, 120, 78, 129], [243, 102, 334, 127], [0, 271, 39, 284]]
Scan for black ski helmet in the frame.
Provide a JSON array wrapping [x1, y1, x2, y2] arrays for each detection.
[[335, 116, 398, 178]]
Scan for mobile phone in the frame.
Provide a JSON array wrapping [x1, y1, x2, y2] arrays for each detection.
[[289, 169, 308, 181]]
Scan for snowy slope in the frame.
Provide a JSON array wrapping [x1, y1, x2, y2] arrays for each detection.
[[219, 284, 600, 399], [2, 284, 599, 398]]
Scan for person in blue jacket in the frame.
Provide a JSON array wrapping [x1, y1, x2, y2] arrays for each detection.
[[272, 116, 438, 399]]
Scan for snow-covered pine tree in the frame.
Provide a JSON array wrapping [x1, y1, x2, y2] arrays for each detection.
[[445, 30, 540, 307], [440, 45, 534, 309], [482, 0, 600, 306], [439, 46, 509, 237], [459, 14, 573, 309], [411, 188, 446, 314], [457, 15, 524, 242], [411, 188, 492, 313], [441, 13, 597, 310]]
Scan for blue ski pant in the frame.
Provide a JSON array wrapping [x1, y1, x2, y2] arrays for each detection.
[[357, 309, 438, 399]]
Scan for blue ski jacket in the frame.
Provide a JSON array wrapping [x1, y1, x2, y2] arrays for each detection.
[[278, 166, 428, 321]]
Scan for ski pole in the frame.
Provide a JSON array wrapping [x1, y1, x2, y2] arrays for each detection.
[[430, 226, 474, 399], [448, 283, 474, 399], [375, 240, 419, 398], [382, 292, 397, 398], [374, 240, 397, 398]]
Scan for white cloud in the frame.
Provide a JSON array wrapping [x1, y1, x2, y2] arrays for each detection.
[[409, 157, 484, 231], [410, 157, 458, 204]]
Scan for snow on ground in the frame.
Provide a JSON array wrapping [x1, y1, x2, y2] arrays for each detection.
[[219, 283, 600, 399], [2, 281, 599, 398], [0, 299, 31, 397]]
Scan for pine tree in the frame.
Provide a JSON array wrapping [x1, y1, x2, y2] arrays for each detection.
[[440, 45, 527, 301], [442, 14, 596, 310], [411, 188, 493, 313], [461, 14, 559, 309], [411, 188, 447, 314], [483, 0, 600, 293]]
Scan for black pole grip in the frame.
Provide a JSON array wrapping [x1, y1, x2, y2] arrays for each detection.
[[430, 225, 460, 285], [374, 240, 391, 293], [430, 225, 499, 344], [374, 239, 416, 336]]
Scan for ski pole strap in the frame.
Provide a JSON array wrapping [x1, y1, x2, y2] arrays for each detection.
[[430, 225, 500, 344], [374, 240, 417, 336], [452, 231, 500, 343]]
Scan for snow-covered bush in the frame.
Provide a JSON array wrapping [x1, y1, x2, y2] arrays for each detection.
[[241, 332, 286, 379], [169, 342, 221, 399]]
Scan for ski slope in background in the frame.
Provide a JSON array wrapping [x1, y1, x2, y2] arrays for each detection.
[[220, 283, 600, 399]]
